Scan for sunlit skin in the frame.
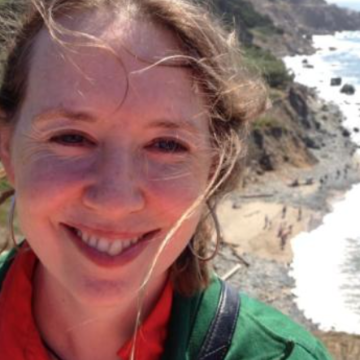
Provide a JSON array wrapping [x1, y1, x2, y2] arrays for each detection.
[[0, 10, 213, 360]]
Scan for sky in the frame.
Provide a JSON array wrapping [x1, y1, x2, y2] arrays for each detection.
[[326, 0, 360, 11]]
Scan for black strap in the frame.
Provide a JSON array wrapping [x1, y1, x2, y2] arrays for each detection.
[[197, 280, 241, 360]]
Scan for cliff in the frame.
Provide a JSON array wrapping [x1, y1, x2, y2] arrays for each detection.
[[250, 0, 360, 56], [197, 0, 359, 181]]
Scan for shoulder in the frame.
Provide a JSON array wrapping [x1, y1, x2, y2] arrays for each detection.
[[227, 291, 333, 359], [183, 277, 333, 360]]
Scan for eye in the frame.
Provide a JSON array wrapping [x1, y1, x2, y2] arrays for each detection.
[[147, 138, 188, 153], [50, 133, 95, 147]]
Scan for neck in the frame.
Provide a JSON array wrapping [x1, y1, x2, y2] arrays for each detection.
[[33, 264, 168, 360]]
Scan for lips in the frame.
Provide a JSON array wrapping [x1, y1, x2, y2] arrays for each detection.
[[63, 223, 161, 267]]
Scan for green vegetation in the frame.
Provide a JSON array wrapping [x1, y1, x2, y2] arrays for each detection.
[[269, 88, 285, 102], [195, 0, 292, 89], [0, 197, 10, 229], [195, 0, 283, 44], [211, 0, 281, 31], [253, 115, 280, 130], [243, 46, 293, 89], [0, 179, 12, 231], [0, 178, 10, 192]]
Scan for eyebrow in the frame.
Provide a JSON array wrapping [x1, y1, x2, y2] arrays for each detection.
[[33, 109, 97, 124], [33, 108, 201, 133], [145, 119, 200, 133]]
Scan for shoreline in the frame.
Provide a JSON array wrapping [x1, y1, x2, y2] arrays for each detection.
[[214, 30, 360, 359], [214, 151, 360, 356]]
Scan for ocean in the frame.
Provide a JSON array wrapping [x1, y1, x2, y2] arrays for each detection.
[[284, 31, 360, 334]]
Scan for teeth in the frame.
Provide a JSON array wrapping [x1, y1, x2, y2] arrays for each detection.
[[108, 240, 124, 256], [76, 229, 142, 256], [97, 238, 110, 252], [123, 240, 131, 248], [89, 236, 98, 248]]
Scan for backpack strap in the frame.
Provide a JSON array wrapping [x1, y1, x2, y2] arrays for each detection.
[[197, 280, 241, 360]]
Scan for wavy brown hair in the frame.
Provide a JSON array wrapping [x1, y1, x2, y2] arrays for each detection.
[[0, 0, 268, 296]]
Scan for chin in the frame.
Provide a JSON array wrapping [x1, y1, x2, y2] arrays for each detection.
[[69, 276, 140, 307]]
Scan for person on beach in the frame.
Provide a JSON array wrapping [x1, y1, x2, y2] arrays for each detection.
[[0, 1, 333, 359]]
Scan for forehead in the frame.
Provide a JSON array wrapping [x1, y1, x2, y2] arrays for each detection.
[[23, 10, 206, 124]]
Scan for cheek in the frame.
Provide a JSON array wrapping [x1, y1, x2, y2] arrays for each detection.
[[13, 154, 95, 234], [145, 160, 210, 216], [14, 152, 91, 199]]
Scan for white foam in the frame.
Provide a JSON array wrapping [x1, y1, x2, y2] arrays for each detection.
[[290, 184, 360, 333], [284, 31, 360, 143], [285, 31, 360, 334]]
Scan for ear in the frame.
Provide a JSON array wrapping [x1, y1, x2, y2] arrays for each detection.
[[0, 114, 15, 186]]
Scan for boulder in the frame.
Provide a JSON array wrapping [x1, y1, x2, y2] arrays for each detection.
[[340, 84, 356, 95], [302, 136, 320, 149], [303, 63, 314, 69], [269, 126, 284, 139], [289, 179, 300, 187], [252, 129, 264, 148], [342, 129, 351, 137], [305, 177, 314, 185], [289, 87, 309, 122], [330, 77, 342, 86], [259, 153, 274, 171]]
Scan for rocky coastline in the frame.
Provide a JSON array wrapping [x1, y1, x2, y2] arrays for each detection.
[[213, 82, 360, 358]]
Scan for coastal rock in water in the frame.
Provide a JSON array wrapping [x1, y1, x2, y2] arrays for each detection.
[[353, 128, 359, 133], [340, 84, 356, 95], [303, 63, 314, 69], [342, 129, 351, 138], [330, 77, 342, 86]]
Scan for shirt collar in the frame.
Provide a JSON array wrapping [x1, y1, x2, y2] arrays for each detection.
[[0, 247, 173, 360]]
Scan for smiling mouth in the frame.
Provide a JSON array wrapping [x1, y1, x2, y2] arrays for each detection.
[[66, 225, 160, 257]]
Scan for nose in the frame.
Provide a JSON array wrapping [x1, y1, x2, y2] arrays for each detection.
[[82, 151, 146, 216]]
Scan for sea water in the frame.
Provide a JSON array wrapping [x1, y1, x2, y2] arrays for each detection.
[[284, 31, 360, 334]]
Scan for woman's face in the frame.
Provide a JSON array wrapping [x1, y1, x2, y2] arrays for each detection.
[[1, 14, 212, 304]]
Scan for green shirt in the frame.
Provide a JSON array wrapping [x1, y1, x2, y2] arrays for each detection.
[[163, 276, 333, 359]]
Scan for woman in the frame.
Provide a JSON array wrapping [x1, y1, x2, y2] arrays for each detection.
[[0, 0, 332, 359]]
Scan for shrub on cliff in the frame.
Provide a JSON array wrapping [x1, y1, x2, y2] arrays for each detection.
[[244, 46, 293, 89]]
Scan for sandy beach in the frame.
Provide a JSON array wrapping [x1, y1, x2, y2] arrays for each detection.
[[217, 151, 360, 263], [217, 197, 316, 264]]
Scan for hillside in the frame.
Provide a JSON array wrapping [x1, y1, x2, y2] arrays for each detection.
[[196, 0, 359, 181], [250, 0, 360, 56]]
